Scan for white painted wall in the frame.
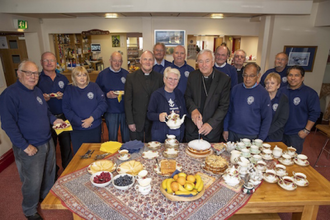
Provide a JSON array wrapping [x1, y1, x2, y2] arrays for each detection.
[[241, 36, 258, 60]]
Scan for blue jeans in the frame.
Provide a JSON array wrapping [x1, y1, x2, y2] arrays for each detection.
[[228, 131, 258, 142], [283, 134, 305, 154], [12, 139, 56, 216], [70, 125, 102, 154], [105, 112, 130, 143]]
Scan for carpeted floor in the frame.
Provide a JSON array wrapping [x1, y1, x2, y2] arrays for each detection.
[[0, 125, 329, 220]]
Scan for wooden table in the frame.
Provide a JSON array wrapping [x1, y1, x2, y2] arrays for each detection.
[[41, 142, 330, 220]]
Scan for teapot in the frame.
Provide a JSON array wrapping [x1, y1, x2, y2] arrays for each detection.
[[272, 145, 283, 158], [230, 150, 242, 164], [165, 111, 186, 129]]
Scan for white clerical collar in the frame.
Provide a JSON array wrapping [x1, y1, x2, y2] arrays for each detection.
[[215, 62, 226, 68], [154, 59, 165, 66], [109, 66, 121, 73]]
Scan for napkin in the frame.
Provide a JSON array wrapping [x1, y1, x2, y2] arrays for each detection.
[[100, 141, 122, 154], [121, 140, 144, 153], [117, 91, 124, 102], [54, 120, 73, 135]]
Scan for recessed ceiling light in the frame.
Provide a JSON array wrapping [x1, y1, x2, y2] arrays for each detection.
[[211, 14, 224, 19], [105, 13, 118, 18]]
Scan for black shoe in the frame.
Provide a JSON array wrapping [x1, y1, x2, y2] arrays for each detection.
[[26, 212, 43, 220]]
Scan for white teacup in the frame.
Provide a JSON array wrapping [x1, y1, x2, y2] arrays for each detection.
[[167, 134, 176, 139], [241, 148, 250, 157], [256, 161, 266, 171], [293, 172, 307, 183], [137, 178, 152, 187], [237, 142, 246, 150], [282, 154, 292, 162], [250, 145, 259, 153], [275, 164, 286, 176], [282, 176, 294, 187], [254, 139, 263, 147], [264, 169, 276, 181], [138, 170, 148, 179], [135, 184, 151, 195], [118, 149, 129, 159], [287, 147, 297, 156], [297, 154, 308, 163], [241, 138, 251, 146], [262, 143, 271, 150], [251, 155, 262, 163]]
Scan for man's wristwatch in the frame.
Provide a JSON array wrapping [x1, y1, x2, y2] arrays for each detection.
[[303, 128, 310, 134]]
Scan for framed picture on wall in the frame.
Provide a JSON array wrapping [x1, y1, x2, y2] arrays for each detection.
[[283, 46, 318, 72], [154, 30, 185, 47], [112, 35, 120, 47]]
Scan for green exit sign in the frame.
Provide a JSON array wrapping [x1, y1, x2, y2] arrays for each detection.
[[18, 20, 28, 29]]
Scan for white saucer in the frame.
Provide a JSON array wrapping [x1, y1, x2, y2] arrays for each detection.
[[293, 177, 309, 187], [261, 154, 274, 161], [263, 174, 279, 183], [117, 154, 131, 161], [278, 179, 297, 191], [283, 151, 297, 158], [294, 158, 310, 167], [142, 151, 159, 159], [278, 157, 294, 166], [250, 150, 261, 155], [242, 153, 251, 158], [256, 165, 266, 173]]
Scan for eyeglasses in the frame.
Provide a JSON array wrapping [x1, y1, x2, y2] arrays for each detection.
[[42, 59, 56, 63], [20, 70, 40, 77], [166, 77, 179, 82], [242, 74, 257, 78], [234, 55, 245, 58]]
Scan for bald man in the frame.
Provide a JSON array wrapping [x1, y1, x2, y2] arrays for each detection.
[[260, 52, 289, 88], [0, 60, 64, 220], [96, 51, 130, 142], [170, 45, 194, 94], [125, 51, 164, 142]]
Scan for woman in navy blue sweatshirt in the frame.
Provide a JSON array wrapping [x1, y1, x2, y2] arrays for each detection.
[[62, 67, 107, 154], [147, 67, 187, 142]]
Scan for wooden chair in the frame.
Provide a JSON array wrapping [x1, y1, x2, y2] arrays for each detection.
[[314, 124, 330, 167]]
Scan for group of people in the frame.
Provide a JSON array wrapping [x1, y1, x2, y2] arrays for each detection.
[[0, 44, 321, 219]]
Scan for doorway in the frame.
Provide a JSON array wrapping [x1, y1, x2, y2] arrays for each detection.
[[0, 33, 28, 87]]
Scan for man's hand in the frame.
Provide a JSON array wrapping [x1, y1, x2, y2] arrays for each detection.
[[43, 93, 50, 101], [56, 91, 63, 100], [82, 116, 94, 128], [53, 119, 64, 125], [107, 91, 118, 99], [298, 130, 308, 139], [199, 123, 213, 136], [191, 109, 203, 129], [24, 144, 38, 156], [223, 131, 229, 142], [128, 124, 136, 132], [159, 112, 167, 122]]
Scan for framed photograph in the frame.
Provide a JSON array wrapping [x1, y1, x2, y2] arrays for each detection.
[[112, 35, 120, 47], [283, 46, 318, 72], [154, 30, 185, 47]]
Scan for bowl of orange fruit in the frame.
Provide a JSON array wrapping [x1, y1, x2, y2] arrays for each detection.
[[160, 171, 205, 201]]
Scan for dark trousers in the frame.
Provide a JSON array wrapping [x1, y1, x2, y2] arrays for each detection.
[[228, 130, 258, 143], [283, 134, 305, 154], [70, 125, 102, 154], [12, 139, 56, 216], [51, 114, 72, 169], [105, 112, 130, 143], [129, 119, 152, 143]]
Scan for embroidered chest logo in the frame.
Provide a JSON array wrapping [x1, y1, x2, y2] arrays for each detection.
[[282, 77, 288, 83], [247, 96, 254, 105], [273, 103, 278, 111], [121, 77, 126, 84], [184, 71, 190, 78], [58, 81, 64, 89], [168, 98, 175, 107], [37, 96, 43, 105], [293, 97, 300, 106], [87, 92, 94, 99]]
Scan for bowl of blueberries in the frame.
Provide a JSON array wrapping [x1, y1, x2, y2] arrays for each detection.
[[112, 174, 135, 190], [90, 171, 113, 188]]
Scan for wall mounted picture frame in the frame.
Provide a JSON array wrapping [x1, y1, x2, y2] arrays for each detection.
[[154, 30, 185, 47], [283, 45, 318, 72], [112, 35, 120, 47]]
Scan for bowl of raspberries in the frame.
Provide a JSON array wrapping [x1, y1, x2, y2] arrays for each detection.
[[112, 174, 135, 190], [90, 171, 113, 187]]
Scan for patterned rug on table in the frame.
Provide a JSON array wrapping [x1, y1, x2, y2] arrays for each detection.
[[51, 144, 253, 220]]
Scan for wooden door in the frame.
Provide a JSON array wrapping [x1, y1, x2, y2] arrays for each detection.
[[0, 34, 28, 87], [234, 38, 241, 53], [214, 37, 223, 51]]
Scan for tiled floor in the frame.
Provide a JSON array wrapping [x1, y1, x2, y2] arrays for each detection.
[[0, 126, 329, 220]]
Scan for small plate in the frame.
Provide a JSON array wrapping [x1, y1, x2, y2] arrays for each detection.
[[117, 161, 144, 176], [49, 93, 58, 98], [153, 162, 182, 176], [278, 157, 294, 166], [142, 151, 159, 159], [87, 161, 116, 174], [293, 176, 310, 187], [117, 154, 131, 161], [113, 91, 124, 95], [146, 141, 162, 150], [263, 174, 279, 183], [293, 158, 310, 167], [278, 179, 297, 191], [53, 122, 71, 130]]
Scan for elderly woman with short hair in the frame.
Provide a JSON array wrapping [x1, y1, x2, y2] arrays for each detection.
[[147, 67, 187, 142], [264, 72, 289, 141], [62, 66, 107, 154]]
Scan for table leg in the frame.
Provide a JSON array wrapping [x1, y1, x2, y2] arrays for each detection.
[[292, 205, 319, 220]]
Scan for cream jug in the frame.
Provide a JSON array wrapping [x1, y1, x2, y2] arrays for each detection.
[[230, 150, 242, 164]]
